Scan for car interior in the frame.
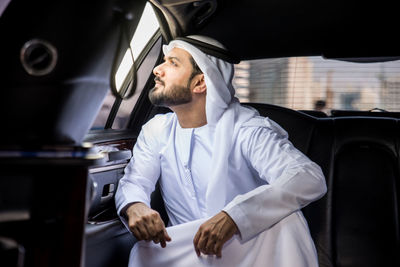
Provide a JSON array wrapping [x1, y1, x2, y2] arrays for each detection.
[[0, 0, 399, 267]]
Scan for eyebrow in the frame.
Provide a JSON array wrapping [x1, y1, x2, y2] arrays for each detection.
[[164, 56, 182, 63]]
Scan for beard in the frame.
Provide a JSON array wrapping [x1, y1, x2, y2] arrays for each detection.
[[149, 79, 192, 107]]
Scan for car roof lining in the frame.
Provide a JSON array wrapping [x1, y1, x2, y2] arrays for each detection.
[[150, 0, 400, 63]]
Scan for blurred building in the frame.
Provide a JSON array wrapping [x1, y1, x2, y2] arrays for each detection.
[[379, 68, 400, 111], [234, 57, 400, 112], [234, 57, 323, 110]]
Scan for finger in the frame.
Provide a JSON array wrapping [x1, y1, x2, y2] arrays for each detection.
[[131, 227, 142, 240], [205, 232, 218, 254], [136, 223, 150, 240], [205, 242, 216, 255], [153, 225, 164, 244], [128, 217, 141, 239], [193, 229, 200, 246], [215, 243, 223, 258], [197, 231, 209, 255], [193, 230, 201, 256], [157, 228, 170, 248], [145, 221, 156, 238], [164, 228, 172, 242], [159, 238, 166, 248], [153, 219, 169, 248]]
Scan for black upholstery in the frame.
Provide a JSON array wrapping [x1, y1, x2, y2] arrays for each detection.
[[0, 237, 24, 267], [331, 118, 399, 267], [299, 110, 329, 118], [150, 182, 169, 226], [331, 109, 400, 118], [249, 103, 400, 267], [147, 103, 400, 267]]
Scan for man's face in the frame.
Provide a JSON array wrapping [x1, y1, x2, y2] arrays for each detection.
[[149, 47, 196, 107]]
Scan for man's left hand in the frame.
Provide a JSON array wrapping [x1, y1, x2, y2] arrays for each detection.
[[193, 211, 238, 258]]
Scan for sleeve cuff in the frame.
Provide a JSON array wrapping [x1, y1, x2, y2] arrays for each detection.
[[222, 200, 254, 243], [115, 180, 151, 216]]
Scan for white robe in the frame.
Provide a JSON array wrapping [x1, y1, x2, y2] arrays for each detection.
[[129, 213, 318, 267], [115, 112, 326, 266]]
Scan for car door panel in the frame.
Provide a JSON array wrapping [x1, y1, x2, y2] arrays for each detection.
[[84, 35, 164, 267]]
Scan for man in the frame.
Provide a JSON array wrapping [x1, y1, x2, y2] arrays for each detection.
[[115, 35, 327, 266]]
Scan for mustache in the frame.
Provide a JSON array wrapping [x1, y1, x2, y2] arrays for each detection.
[[154, 76, 165, 86]]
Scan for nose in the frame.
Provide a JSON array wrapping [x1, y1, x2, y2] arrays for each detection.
[[153, 62, 164, 77]]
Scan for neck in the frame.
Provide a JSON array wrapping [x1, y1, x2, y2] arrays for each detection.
[[169, 98, 207, 128]]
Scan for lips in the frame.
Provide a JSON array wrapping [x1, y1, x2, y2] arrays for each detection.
[[154, 77, 165, 86]]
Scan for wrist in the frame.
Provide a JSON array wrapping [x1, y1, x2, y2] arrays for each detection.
[[123, 202, 146, 218], [222, 211, 239, 234]]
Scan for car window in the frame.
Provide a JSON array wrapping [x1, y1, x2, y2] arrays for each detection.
[[112, 35, 162, 129], [91, 2, 159, 130], [234, 57, 400, 114], [114, 2, 159, 91]]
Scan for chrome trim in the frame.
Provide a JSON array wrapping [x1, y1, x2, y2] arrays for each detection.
[[20, 38, 58, 76], [89, 163, 127, 173], [87, 217, 120, 227], [0, 210, 30, 223]]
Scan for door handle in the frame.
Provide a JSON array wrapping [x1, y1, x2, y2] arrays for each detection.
[[100, 183, 115, 204], [107, 150, 132, 162]]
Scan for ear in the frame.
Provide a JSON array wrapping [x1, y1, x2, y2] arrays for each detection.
[[192, 74, 206, 94]]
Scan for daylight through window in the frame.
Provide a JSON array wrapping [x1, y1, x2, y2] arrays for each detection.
[[114, 3, 159, 91], [234, 57, 400, 114]]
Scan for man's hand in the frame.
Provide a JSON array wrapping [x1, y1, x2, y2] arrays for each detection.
[[193, 211, 238, 258], [125, 202, 171, 248]]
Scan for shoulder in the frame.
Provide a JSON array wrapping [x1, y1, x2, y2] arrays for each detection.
[[238, 116, 288, 140], [235, 116, 294, 162], [235, 116, 290, 157]]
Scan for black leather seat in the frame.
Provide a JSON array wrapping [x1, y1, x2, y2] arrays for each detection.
[[327, 118, 399, 267], [250, 103, 400, 267], [0, 236, 25, 267]]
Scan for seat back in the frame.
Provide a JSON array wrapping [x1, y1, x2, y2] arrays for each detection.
[[252, 103, 400, 267], [329, 118, 399, 267]]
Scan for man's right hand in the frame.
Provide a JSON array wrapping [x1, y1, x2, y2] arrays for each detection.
[[125, 202, 171, 248]]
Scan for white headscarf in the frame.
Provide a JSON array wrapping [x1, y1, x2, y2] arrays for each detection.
[[163, 35, 259, 216]]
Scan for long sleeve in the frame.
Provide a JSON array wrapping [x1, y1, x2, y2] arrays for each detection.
[[222, 124, 327, 242], [115, 124, 161, 216]]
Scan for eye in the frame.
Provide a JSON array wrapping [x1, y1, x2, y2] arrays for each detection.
[[170, 60, 177, 66]]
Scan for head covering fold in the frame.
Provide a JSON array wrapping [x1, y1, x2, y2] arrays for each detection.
[[163, 35, 259, 216]]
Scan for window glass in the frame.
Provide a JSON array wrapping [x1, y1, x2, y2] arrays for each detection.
[[90, 3, 159, 130], [114, 2, 159, 90], [113, 37, 163, 129], [112, 5, 160, 129], [234, 57, 400, 114]]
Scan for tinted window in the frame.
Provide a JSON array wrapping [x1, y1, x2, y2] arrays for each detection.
[[234, 57, 400, 114]]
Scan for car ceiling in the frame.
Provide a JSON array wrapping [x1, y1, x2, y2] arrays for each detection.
[[150, 0, 399, 61]]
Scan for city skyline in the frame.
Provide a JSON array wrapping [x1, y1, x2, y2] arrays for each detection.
[[234, 56, 400, 112]]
